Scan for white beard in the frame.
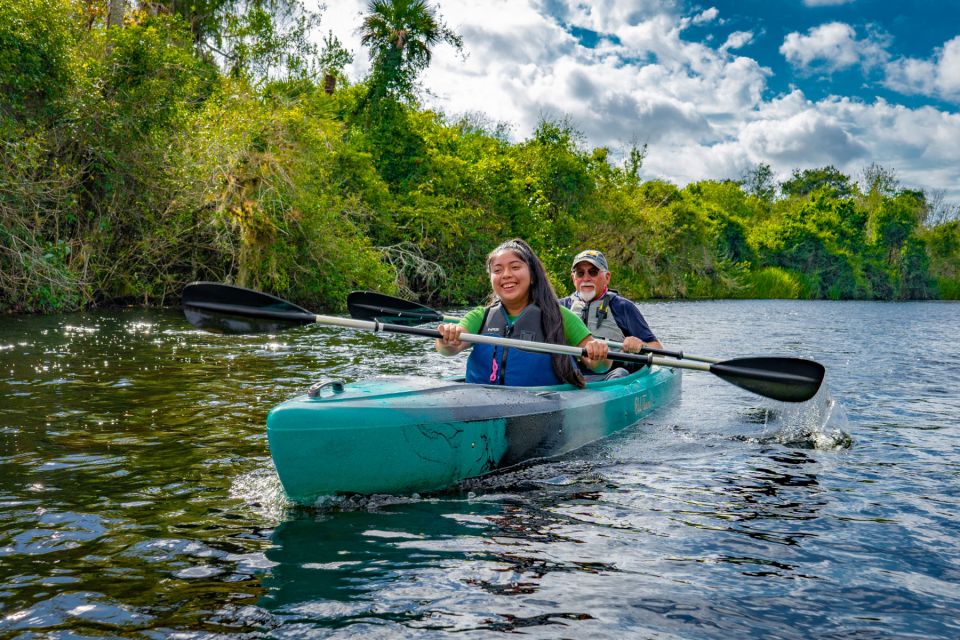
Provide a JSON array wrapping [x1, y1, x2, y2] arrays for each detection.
[[578, 288, 596, 303]]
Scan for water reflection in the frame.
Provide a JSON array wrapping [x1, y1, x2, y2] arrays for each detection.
[[261, 489, 622, 633], [261, 499, 494, 630]]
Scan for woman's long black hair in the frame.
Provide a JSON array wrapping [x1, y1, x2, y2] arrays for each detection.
[[485, 238, 585, 388]]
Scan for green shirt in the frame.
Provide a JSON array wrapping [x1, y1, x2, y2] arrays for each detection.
[[458, 305, 592, 347]]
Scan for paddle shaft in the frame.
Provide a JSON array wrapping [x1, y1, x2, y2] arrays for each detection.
[[299, 313, 781, 378], [182, 300, 803, 378], [348, 297, 718, 363], [183, 285, 825, 401], [311, 313, 651, 363], [321, 313, 827, 387]]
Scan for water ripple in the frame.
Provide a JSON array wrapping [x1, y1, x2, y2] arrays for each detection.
[[0, 303, 958, 637]]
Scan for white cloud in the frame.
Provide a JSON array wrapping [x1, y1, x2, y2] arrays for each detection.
[[679, 5, 719, 31], [692, 7, 719, 25], [643, 92, 960, 200], [314, 1, 960, 201], [810, 98, 960, 196], [780, 22, 888, 74], [939, 38, 960, 94], [740, 105, 868, 166], [534, 0, 683, 33], [884, 36, 960, 102], [721, 30, 753, 52]]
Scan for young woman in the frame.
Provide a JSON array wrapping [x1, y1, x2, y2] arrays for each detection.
[[436, 238, 610, 387]]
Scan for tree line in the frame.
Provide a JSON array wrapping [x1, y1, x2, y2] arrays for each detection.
[[2, 0, 958, 314]]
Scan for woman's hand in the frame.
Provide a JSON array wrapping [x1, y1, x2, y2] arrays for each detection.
[[578, 336, 611, 372], [435, 323, 468, 356]]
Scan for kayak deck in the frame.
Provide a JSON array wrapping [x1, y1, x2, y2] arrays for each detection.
[[267, 366, 681, 502]]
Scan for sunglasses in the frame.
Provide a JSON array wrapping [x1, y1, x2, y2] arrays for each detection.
[[573, 267, 600, 278]]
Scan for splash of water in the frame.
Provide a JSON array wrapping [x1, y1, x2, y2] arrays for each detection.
[[742, 389, 853, 450], [229, 467, 290, 522]]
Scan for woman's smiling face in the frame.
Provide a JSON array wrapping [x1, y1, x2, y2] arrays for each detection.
[[488, 249, 531, 314]]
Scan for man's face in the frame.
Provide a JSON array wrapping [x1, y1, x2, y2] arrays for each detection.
[[571, 261, 611, 302]]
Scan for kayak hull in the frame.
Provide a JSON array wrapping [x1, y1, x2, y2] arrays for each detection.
[[266, 366, 680, 502]]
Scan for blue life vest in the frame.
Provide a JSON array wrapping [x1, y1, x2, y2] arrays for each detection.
[[465, 303, 565, 386]]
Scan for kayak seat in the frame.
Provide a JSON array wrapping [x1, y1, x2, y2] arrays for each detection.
[[583, 367, 631, 383], [604, 367, 631, 380]]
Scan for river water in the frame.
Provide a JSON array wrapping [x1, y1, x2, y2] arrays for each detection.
[[0, 300, 957, 638]]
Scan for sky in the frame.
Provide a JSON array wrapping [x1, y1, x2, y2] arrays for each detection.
[[316, 0, 960, 202]]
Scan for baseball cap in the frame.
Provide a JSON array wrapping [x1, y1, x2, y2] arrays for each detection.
[[571, 249, 608, 272]]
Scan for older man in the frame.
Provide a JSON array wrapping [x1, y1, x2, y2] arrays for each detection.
[[559, 249, 663, 353]]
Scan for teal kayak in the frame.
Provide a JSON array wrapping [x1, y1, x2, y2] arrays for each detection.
[[266, 366, 681, 502]]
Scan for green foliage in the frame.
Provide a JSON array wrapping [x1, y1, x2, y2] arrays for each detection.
[[360, 0, 462, 105], [220, 0, 321, 81], [740, 162, 776, 202], [352, 0, 462, 192], [163, 0, 230, 44], [579, 176, 723, 299], [897, 236, 933, 299], [625, 143, 647, 184], [358, 99, 430, 191], [861, 259, 895, 300], [183, 84, 396, 307], [704, 205, 755, 264], [1, 1, 957, 314], [925, 220, 960, 292], [936, 277, 960, 300], [869, 190, 924, 257], [318, 30, 353, 83], [103, 15, 218, 132], [781, 165, 853, 199], [0, 223, 83, 312], [739, 267, 805, 299], [750, 197, 868, 299], [0, 0, 79, 122], [861, 162, 900, 198], [508, 119, 594, 270], [72, 15, 222, 303], [638, 179, 682, 208], [161, 0, 322, 82], [685, 179, 754, 218]]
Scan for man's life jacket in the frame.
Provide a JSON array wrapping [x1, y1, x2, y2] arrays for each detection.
[[465, 303, 566, 386], [567, 292, 625, 342]]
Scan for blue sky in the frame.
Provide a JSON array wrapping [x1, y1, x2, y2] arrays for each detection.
[[697, 0, 960, 109], [319, 0, 960, 202]]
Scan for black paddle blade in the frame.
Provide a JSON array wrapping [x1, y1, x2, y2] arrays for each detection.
[[347, 291, 444, 326], [182, 282, 316, 334], [709, 356, 825, 403]]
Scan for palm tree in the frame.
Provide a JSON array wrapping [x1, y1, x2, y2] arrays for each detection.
[[359, 0, 462, 104]]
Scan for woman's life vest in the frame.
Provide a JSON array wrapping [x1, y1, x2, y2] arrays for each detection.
[[465, 303, 567, 386]]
